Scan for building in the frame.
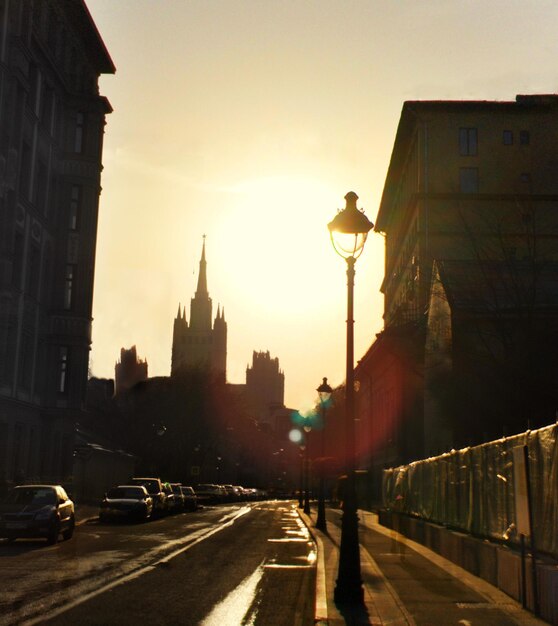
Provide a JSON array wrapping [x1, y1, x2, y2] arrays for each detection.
[[376, 95, 558, 326], [171, 239, 227, 381], [0, 1, 114, 486], [356, 95, 558, 475], [245, 350, 285, 425], [114, 345, 148, 395]]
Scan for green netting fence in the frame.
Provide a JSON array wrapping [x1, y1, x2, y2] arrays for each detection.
[[382, 423, 558, 558]]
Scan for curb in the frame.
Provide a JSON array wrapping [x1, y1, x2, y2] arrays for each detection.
[[295, 506, 329, 625]]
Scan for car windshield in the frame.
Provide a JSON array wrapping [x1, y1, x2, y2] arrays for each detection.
[[172, 486, 181, 494], [107, 487, 144, 499], [132, 479, 158, 493], [4, 487, 56, 506]]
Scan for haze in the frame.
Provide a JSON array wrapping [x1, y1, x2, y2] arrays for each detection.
[[86, 0, 558, 409]]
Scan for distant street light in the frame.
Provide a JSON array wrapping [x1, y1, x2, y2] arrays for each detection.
[[316, 377, 333, 531], [298, 444, 305, 508], [328, 191, 373, 605]]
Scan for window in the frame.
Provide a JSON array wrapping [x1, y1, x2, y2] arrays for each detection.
[[58, 347, 68, 393], [18, 333, 33, 390], [520, 130, 530, 145], [520, 173, 532, 193], [12, 232, 24, 288], [34, 161, 48, 214], [27, 246, 40, 298], [460, 167, 479, 193], [69, 185, 81, 230], [19, 142, 32, 198], [74, 112, 85, 153], [40, 86, 53, 131], [503, 130, 513, 145], [459, 128, 477, 156], [63, 264, 74, 309]]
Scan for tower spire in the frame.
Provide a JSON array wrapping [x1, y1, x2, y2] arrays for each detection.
[[195, 235, 208, 297]]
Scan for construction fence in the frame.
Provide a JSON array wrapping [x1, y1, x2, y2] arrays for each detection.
[[382, 423, 558, 559]]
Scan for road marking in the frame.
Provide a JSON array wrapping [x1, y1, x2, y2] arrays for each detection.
[[21, 506, 252, 626]]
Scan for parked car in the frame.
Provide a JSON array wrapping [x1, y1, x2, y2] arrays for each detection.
[[0, 484, 75, 545], [161, 482, 176, 513], [180, 486, 198, 511], [194, 484, 224, 505], [130, 477, 167, 515], [99, 485, 153, 522], [222, 484, 238, 501], [169, 483, 185, 511]]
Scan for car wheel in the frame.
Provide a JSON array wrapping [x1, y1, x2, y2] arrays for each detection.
[[62, 515, 75, 541], [46, 522, 60, 545]]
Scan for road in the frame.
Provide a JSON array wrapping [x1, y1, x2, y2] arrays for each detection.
[[0, 500, 315, 626]]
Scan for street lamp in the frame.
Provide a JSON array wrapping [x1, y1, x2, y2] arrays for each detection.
[[316, 377, 333, 531], [328, 191, 373, 605], [303, 420, 312, 515], [298, 444, 305, 508]]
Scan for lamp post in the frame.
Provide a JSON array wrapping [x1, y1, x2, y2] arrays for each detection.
[[303, 421, 312, 515], [328, 191, 373, 605], [298, 445, 305, 508], [316, 377, 333, 531]]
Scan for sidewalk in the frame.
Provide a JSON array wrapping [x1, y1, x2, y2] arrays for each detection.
[[298, 506, 548, 626]]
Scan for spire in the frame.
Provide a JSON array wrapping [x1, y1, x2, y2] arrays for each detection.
[[195, 235, 208, 298], [176, 303, 181, 319]]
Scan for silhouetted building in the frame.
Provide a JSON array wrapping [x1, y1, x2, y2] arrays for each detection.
[[0, 1, 114, 486], [355, 95, 558, 479], [115, 345, 148, 395], [245, 350, 285, 425], [171, 239, 227, 382]]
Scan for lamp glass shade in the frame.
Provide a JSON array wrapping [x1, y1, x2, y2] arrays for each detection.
[[328, 191, 373, 260], [317, 377, 333, 404]]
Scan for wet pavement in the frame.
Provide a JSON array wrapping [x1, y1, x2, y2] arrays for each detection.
[[0, 501, 315, 625]]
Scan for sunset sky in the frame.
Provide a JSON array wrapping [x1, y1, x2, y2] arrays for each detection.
[[86, 0, 558, 410]]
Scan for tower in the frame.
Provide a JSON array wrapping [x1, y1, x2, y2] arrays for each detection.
[[171, 239, 227, 382]]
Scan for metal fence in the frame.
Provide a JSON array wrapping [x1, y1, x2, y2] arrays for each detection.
[[382, 423, 558, 559]]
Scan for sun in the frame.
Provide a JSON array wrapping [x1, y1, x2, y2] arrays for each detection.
[[212, 176, 344, 319]]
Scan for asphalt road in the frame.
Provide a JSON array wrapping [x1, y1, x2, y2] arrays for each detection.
[[0, 500, 315, 626]]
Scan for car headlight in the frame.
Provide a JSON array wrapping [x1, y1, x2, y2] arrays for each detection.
[[35, 506, 56, 520]]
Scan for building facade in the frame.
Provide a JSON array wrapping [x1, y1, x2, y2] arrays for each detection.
[[0, 0, 114, 486], [171, 239, 227, 382], [245, 350, 285, 425], [376, 95, 558, 326], [356, 95, 558, 474], [114, 345, 148, 395]]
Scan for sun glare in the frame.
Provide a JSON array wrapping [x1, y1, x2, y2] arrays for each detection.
[[212, 176, 342, 319]]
